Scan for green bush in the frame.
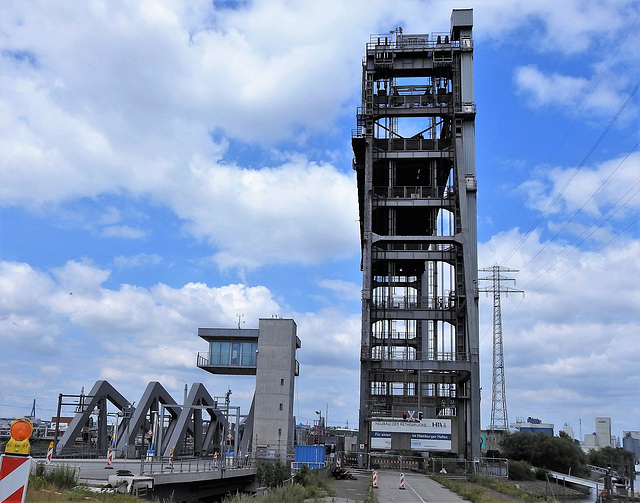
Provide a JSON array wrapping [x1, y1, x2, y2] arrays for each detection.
[[293, 466, 334, 499], [256, 460, 291, 488], [48, 465, 79, 490], [508, 459, 536, 481], [29, 463, 79, 491], [27, 475, 48, 490], [33, 462, 46, 478]]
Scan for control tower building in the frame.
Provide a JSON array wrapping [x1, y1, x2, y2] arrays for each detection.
[[352, 9, 480, 460]]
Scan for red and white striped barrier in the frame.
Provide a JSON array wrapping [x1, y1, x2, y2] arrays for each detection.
[[336, 457, 341, 468], [372, 470, 378, 488], [0, 454, 32, 503], [168, 449, 174, 470], [399, 472, 406, 490], [105, 445, 114, 469], [45, 442, 53, 465]]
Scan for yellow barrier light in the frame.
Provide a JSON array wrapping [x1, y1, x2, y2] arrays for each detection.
[[5, 417, 33, 455]]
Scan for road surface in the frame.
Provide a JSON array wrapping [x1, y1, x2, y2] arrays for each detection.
[[373, 470, 467, 503]]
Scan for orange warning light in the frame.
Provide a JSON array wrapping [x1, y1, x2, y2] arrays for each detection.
[[5, 417, 33, 455], [10, 418, 33, 441]]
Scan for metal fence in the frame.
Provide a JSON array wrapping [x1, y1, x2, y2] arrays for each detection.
[[426, 457, 508, 478], [366, 454, 508, 479]]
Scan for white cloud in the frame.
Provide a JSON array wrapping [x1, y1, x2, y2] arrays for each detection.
[[514, 64, 631, 116], [477, 0, 639, 55], [0, 259, 362, 422], [1, 0, 638, 434], [100, 225, 147, 239], [318, 279, 361, 301], [478, 227, 640, 434], [517, 152, 640, 222], [166, 155, 359, 271], [1, 0, 637, 274], [113, 253, 162, 269]]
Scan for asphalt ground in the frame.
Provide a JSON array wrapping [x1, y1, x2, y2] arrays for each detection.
[[325, 468, 469, 503], [327, 468, 372, 502], [372, 470, 468, 503]]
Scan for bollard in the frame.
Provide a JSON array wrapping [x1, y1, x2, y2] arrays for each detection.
[[372, 470, 378, 488], [399, 472, 406, 489]]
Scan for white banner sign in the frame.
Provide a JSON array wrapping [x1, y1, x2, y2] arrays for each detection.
[[371, 419, 452, 451]]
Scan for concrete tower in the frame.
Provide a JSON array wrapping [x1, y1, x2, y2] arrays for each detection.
[[197, 318, 300, 461], [352, 9, 480, 460]]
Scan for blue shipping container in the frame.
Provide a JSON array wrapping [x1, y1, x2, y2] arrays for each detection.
[[295, 445, 325, 465]]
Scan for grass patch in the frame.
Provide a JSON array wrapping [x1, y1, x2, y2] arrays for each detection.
[[26, 482, 143, 502], [432, 474, 554, 503], [27, 463, 170, 503], [223, 482, 332, 503]]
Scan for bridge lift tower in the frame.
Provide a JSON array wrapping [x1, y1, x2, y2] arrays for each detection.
[[352, 9, 481, 460]]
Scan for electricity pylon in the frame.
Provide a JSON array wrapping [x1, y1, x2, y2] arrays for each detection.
[[478, 265, 524, 432]]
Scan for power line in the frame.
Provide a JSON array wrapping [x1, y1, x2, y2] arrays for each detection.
[[518, 145, 639, 277], [519, 179, 640, 290], [529, 217, 640, 295], [498, 14, 639, 254], [502, 82, 639, 265]]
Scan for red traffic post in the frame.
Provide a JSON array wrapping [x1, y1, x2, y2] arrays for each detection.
[[1, 418, 34, 503], [45, 442, 53, 465]]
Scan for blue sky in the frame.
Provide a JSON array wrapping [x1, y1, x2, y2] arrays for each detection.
[[1, 0, 639, 441]]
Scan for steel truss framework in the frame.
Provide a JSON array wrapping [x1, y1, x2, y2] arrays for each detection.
[[55, 380, 248, 459], [353, 10, 480, 459]]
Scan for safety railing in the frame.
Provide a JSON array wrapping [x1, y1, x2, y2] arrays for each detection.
[[427, 457, 508, 478], [366, 33, 462, 51], [374, 92, 451, 109], [140, 455, 254, 475], [371, 295, 456, 310], [374, 137, 452, 152], [363, 349, 470, 363], [373, 186, 455, 200]]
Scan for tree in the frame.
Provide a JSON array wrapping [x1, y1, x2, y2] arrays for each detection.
[[501, 432, 589, 477], [587, 447, 635, 478]]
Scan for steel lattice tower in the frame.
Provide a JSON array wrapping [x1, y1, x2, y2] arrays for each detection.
[[478, 265, 523, 431], [353, 9, 481, 460]]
